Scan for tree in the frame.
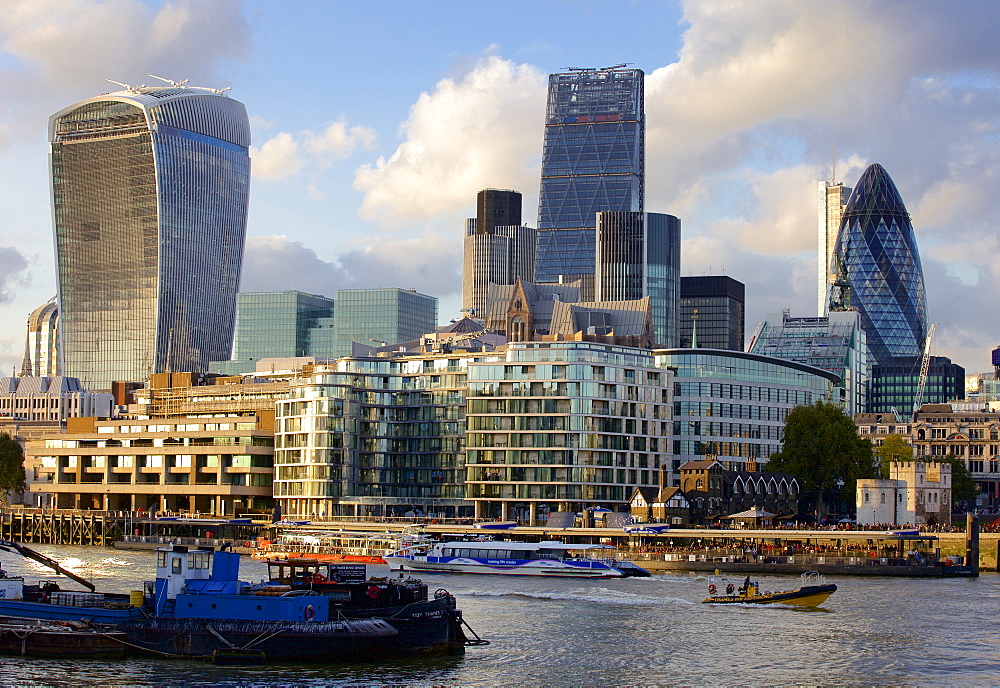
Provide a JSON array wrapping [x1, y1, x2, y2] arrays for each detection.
[[941, 456, 978, 504], [765, 400, 877, 520], [874, 433, 914, 478], [0, 433, 26, 504]]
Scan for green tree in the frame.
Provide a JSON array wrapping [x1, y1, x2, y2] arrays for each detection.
[[874, 433, 914, 477], [765, 401, 877, 519], [0, 433, 26, 503], [941, 456, 978, 503]]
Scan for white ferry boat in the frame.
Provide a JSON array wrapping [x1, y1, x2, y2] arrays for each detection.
[[384, 540, 650, 578]]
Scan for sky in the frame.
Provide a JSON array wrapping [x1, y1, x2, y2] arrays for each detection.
[[1, 0, 999, 378]]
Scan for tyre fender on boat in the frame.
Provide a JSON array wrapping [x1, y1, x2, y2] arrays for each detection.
[[304, 604, 315, 621], [708, 583, 717, 595]]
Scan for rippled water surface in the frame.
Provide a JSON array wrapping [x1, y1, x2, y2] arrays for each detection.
[[0, 545, 997, 686]]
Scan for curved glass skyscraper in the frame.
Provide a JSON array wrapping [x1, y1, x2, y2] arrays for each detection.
[[50, 83, 250, 389], [831, 163, 926, 366]]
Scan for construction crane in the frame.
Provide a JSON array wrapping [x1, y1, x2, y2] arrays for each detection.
[[912, 322, 938, 419]]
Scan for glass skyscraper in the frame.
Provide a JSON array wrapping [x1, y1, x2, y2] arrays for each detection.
[[536, 67, 644, 297], [50, 83, 250, 390], [831, 163, 926, 367], [595, 211, 680, 347]]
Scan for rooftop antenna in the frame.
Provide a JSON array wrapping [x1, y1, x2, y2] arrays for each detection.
[[105, 79, 143, 91], [148, 74, 189, 88]]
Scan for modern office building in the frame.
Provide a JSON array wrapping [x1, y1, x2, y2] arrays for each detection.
[[748, 310, 868, 416], [654, 349, 839, 486], [818, 180, 851, 316], [331, 289, 438, 357], [0, 376, 114, 422], [464, 341, 673, 521], [21, 297, 60, 377], [868, 356, 964, 416], [536, 66, 644, 298], [50, 81, 251, 390], [679, 276, 745, 351], [462, 189, 535, 317], [210, 291, 336, 375], [26, 414, 274, 514], [595, 212, 680, 348], [830, 163, 926, 366]]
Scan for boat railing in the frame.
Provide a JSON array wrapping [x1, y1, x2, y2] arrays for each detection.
[[622, 549, 943, 568]]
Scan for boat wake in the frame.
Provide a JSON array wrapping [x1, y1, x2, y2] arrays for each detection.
[[467, 588, 695, 606]]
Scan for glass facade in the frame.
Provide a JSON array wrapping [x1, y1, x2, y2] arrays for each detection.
[[831, 163, 926, 366], [210, 291, 335, 374], [654, 349, 838, 485], [868, 356, 965, 415], [274, 354, 475, 518], [332, 288, 437, 357], [748, 310, 867, 416], [595, 212, 680, 347], [464, 342, 672, 519], [679, 276, 744, 351], [51, 86, 250, 389], [536, 67, 644, 291]]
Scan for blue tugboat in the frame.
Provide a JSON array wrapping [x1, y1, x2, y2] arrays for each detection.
[[0, 541, 483, 663]]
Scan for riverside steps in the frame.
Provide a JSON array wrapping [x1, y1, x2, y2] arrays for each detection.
[[292, 513, 996, 577]]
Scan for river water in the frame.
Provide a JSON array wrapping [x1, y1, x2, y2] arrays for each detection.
[[0, 545, 996, 686]]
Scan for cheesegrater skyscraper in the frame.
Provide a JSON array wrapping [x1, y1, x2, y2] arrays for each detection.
[[50, 81, 250, 389]]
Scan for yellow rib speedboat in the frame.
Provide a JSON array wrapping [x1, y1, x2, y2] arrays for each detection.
[[702, 571, 837, 607]]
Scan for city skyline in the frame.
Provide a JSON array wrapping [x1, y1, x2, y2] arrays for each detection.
[[1, 1, 999, 377]]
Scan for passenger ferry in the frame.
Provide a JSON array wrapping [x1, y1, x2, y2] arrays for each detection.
[[384, 540, 650, 578], [252, 530, 429, 563]]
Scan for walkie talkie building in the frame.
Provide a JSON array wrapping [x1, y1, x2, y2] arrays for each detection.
[[50, 82, 250, 389], [535, 66, 644, 298], [831, 163, 926, 367]]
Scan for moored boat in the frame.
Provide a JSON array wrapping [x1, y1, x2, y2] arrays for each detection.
[[0, 539, 483, 662], [252, 529, 429, 564], [702, 571, 837, 606], [385, 540, 650, 578]]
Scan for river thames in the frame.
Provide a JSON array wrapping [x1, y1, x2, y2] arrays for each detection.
[[0, 545, 996, 686]]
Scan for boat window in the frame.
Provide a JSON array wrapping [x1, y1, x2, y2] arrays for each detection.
[[157, 551, 166, 568], [172, 557, 182, 574]]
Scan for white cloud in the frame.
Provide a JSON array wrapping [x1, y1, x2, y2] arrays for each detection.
[[353, 55, 546, 226], [305, 121, 376, 161], [250, 133, 303, 180]]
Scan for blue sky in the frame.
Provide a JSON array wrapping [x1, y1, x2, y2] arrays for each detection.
[[1, 0, 999, 377]]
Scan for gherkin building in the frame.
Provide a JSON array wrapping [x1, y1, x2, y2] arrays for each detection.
[[830, 163, 927, 366]]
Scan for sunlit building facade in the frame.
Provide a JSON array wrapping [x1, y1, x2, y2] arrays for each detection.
[[536, 66, 644, 298], [50, 83, 250, 390], [830, 163, 926, 366], [818, 180, 851, 316], [22, 297, 60, 377]]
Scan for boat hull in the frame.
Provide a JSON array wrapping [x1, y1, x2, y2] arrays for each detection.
[[385, 556, 625, 578], [0, 620, 128, 659], [703, 584, 837, 607]]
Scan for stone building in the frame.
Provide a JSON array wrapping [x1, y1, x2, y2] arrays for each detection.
[[856, 460, 951, 526]]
